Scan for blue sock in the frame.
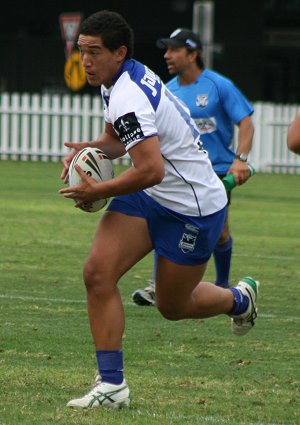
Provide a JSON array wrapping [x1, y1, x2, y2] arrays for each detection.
[[228, 287, 249, 316], [213, 237, 232, 287], [96, 350, 124, 385]]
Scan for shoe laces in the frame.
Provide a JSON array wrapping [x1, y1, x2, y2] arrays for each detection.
[[144, 280, 155, 292], [248, 307, 257, 325], [91, 373, 101, 388], [245, 286, 257, 324]]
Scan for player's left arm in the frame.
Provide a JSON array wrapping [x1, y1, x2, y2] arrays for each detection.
[[229, 115, 254, 185], [94, 122, 127, 159], [95, 135, 165, 198]]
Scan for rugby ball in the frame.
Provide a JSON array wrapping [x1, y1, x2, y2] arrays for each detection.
[[68, 147, 114, 212]]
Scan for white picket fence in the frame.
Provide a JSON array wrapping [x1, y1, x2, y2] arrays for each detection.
[[0, 92, 300, 173], [248, 102, 300, 174]]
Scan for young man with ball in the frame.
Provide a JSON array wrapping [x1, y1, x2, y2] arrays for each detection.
[[60, 10, 259, 410]]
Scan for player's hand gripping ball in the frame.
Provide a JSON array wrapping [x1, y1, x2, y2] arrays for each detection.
[[68, 147, 114, 212]]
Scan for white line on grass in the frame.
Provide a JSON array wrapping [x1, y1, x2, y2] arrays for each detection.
[[138, 411, 292, 425], [1, 293, 300, 321], [233, 253, 295, 261], [0, 294, 85, 304]]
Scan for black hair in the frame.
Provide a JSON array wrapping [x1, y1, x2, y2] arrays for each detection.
[[195, 52, 205, 69], [79, 10, 134, 59], [187, 48, 205, 69]]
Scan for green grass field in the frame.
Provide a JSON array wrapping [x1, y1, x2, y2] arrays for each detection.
[[0, 160, 299, 425]]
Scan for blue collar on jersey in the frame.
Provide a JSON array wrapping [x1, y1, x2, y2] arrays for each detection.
[[111, 59, 162, 111], [112, 59, 135, 85]]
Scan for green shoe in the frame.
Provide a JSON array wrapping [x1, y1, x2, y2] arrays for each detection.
[[231, 277, 259, 336]]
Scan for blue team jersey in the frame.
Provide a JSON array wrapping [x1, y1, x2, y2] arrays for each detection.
[[166, 69, 254, 175]]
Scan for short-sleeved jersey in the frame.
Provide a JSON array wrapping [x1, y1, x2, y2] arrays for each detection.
[[102, 59, 227, 217], [166, 69, 254, 175]]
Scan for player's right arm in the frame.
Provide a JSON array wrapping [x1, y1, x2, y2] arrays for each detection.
[[60, 122, 126, 182], [287, 112, 300, 155]]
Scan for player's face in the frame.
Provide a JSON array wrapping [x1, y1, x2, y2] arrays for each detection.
[[164, 47, 193, 76], [78, 35, 126, 87]]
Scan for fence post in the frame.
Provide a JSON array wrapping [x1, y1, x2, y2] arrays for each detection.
[[31, 94, 41, 161], [0, 93, 10, 159]]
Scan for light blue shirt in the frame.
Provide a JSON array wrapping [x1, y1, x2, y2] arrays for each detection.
[[167, 68, 254, 175]]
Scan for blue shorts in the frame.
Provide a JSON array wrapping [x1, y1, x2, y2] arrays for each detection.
[[107, 191, 227, 266]]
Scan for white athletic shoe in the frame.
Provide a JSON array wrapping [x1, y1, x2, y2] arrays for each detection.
[[231, 276, 259, 336], [132, 280, 156, 306], [67, 378, 131, 409]]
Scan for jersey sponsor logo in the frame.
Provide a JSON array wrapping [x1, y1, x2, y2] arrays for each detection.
[[194, 117, 217, 135], [196, 94, 208, 108], [114, 112, 144, 147], [140, 66, 161, 97]]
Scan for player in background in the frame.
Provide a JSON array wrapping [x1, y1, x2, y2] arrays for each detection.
[[287, 111, 300, 154], [59, 11, 259, 409], [132, 28, 254, 306]]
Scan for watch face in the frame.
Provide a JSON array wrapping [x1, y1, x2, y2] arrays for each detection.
[[236, 153, 247, 162]]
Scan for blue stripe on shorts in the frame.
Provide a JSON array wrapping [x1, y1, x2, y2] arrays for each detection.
[[107, 191, 227, 265]]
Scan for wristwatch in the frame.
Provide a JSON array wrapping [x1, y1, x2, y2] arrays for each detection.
[[235, 153, 248, 162]]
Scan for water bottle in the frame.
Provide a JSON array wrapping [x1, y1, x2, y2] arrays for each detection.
[[222, 164, 255, 192]]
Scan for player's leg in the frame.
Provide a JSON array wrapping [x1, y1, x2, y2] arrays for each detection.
[[213, 206, 233, 288], [152, 203, 258, 332], [133, 215, 233, 305], [156, 256, 259, 334], [155, 257, 233, 320], [84, 210, 152, 349], [67, 209, 153, 409]]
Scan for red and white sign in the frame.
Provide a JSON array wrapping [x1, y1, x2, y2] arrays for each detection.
[[59, 13, 83, 59]]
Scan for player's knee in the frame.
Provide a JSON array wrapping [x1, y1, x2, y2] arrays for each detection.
[[216, 213, 230, 245], [217, 229, 231, 245], [156, 302, 185, 321], [83, 260, 108, 294]]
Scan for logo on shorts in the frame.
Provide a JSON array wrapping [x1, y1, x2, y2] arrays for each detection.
[[185, 224, 199, 234], [178, 233, 197, 253]]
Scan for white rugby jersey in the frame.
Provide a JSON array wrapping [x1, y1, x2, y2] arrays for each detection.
[[102, 59, 227, 217]]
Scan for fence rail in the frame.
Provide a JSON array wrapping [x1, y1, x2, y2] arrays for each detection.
[[1, 92, 300, 172]]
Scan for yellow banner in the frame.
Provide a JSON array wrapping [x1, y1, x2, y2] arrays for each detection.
[[64, 51, 86, 91]]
